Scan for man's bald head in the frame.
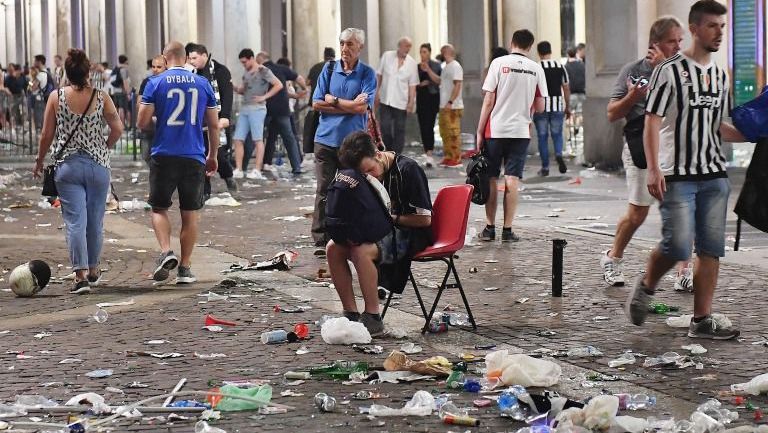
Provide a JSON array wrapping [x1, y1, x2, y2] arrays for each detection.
[[163, 41, 186, 66]]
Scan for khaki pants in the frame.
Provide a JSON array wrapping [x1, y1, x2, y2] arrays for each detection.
[[439, 108, 463, 162]]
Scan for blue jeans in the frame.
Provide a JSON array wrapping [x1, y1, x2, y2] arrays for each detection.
[[54, 153, 111, 270], [265, 115, 302, 174], [533, 111, 565, 168], [659, 178, 731, 261]]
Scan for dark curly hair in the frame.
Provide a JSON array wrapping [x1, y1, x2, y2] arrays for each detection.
[[65, 48, 91, 88], [339, 131, 376, 169]]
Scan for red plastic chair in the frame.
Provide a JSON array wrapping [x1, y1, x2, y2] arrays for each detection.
[[381, 184, 477, 333]]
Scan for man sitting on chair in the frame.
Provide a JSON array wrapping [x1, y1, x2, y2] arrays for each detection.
[[327, 131, 433, 336]]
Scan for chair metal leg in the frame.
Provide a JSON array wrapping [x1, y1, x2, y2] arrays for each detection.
[[409, 271, 428, 320], [381, 290, 395, 319], [450, 256, 477, 329], [421, 258, 453, 334]]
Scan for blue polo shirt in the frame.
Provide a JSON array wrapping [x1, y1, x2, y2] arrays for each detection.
[[312, 59, 377, 148]]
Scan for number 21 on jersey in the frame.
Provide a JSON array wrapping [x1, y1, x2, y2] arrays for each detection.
[[167, 88, 199, 126]]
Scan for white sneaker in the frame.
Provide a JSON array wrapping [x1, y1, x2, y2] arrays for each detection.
[[674, 265, 694, 292], [232, 169, 245, 179], [600, 250, 625, 286], [246, 169, 266, 180], [424, 155, 435, 168]]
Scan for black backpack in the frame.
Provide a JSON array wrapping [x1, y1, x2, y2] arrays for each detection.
[[465, 152, 491, 205], [734, 138, 768, 251], [110, 67, 124, 89], [41, 70, 55, 99], [325, 169, 392, 245]]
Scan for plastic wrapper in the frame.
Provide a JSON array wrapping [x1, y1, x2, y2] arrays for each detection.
[[320, 317, 372, 345], [366, 390, 435, 417], [382, 350, 452, 377], [214, 385, 272, 412], [485, 350, 561, 387]]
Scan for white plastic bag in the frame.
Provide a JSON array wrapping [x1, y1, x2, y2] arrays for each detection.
[[321, 317, 372, 345], [485, 350, 561, 387], [611, 415, 648, 433], [65, 392, 111, 414], [731, 372, 768, 395], [582, 395, 619, 430], [366, 390, 434, 417]]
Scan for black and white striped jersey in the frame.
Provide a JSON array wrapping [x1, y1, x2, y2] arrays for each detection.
[[646, 53, 730, 181], [540, 59, 569, 112]]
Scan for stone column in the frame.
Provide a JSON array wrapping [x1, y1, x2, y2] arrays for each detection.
[[222, 0, 261, 85], [166, 0, 198, 44], [123, 0, 146, 85], [56, 0, 72, 56], [29, 0, 43, 57], [291, 0, 339, 78], [582, 0, 642, 169], [85, 0, 105, 62], [537, 0, 561, 56], [0, 2, 7, 64], [501, 0, 538, 49]]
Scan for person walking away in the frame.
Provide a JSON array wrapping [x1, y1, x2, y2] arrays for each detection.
[[416, 43, 441, 168], [231, 49, 282, 180], [32, 49, 123, 294], [137, 55, 167, 164], [475, 29, 547, 243], [187, 43, 238, 197], [534, 40, 570, 176], [625, 1, 745, 339], [423, 44, 463, 167], [310, 28, 377, 256], [259, 51, 307, 176], [601, 16, 693, 289], [375, 37, 418, 154], [137, 41, 220, 284]]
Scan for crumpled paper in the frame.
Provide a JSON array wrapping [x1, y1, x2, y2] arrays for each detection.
[[382, 350, 452, 377]]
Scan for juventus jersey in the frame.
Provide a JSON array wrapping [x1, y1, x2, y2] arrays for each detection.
[[540, 59, 569, 112], [646, 53, 730, 181]]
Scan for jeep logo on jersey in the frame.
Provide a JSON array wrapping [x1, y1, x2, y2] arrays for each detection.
[[689, 92, 721, 108]]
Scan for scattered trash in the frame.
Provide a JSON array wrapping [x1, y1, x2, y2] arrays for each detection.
[[485, 350, 561, 387], [608, 352, 637, 367], [567, 346, 604, 357], [96, 298, 135, 308], [272, 216, 304, 222], [260, 329, 298, 344], [682, 344, 707, 355], [383, 351, 452, 377], [364, 390, 434, 417], [194, 352, 228, 359], [85, 369, 114, 378], [483, 286, 500, 291], [195, 420, 227, 433], [126, 351, 184, 359], [205, 195, 241, 207], [353, 344, 384, 354], [214, 384, 272, 412], [576, 215, 601, 220], [284, 371, 311, 380], [295, 346, 310, 355], [400, 343, 423, 355], [204, 314, 237, 327], [92, 309, 109, 323], [732, 373, 768, 395], [321, 317, 372, 345], [314, 392, 337, 412], [65, 392, 111, 414], [615, 393, 656, 410], [309, 361, 368, 380]]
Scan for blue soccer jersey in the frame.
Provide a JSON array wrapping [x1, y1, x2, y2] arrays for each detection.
[[141, 67, 217, 164]]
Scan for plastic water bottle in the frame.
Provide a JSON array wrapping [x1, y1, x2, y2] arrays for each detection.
[[498, 390, 527, 420], [260, 330, 298, 344], [445, 312, 471, 327], [648, 302, 679, 314], [615, 393, 656, 410]]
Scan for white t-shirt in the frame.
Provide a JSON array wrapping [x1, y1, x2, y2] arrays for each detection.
[[377, 51, 418, 111], [439, 60, 464, 109], [482, 53, 548, 138]]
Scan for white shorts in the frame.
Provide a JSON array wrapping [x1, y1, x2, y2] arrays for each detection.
[[622, 143, 654, 207]]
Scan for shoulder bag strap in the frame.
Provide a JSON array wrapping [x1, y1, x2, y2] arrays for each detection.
[[54, 88, 97, 161]]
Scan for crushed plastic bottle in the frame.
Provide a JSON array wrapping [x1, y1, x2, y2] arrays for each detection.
[[14, 395, 58, 408], [567, 345, 603, 357], [643, 352, 682, 367], [498, 386, 529, 421], [608, 352, 636, 367], [314, 393, 337, 412], [695, 399, 738, 424], [443, 312, 471, 326], [463, 379, 481, 393], [195, 420, 227, 433], [614, 393, 656, 410], [446, 370, 465, 389]]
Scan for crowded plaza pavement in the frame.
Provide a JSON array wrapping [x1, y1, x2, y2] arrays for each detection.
[[1, 152, 767, 431]]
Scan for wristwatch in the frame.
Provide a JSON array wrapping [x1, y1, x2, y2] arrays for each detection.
[[332, 96, 340, 106]]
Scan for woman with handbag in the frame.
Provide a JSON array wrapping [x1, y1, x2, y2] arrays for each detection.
[[32, 49, 123, 295]]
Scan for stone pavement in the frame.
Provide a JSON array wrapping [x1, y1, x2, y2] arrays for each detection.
[[0, 154, 767, 432]]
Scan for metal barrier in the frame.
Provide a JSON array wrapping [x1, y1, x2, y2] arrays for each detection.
[[0, 91, 139, 162]]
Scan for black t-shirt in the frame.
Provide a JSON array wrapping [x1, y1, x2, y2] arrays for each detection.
[[264, 61, 298, 117], [384, 155, 433, 252], [417, 59, 441, 99], [4, 75, 26, 95], [564, 60, 585, 94], [307, 61, 326, 103]]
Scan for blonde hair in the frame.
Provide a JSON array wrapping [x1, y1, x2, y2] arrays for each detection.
[[649, 16, 683, 45]]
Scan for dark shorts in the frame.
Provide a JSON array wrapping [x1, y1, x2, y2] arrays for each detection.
[[485, 138, 530, 178], [148, 156, 205, 211], [111, 93, 129, 111]]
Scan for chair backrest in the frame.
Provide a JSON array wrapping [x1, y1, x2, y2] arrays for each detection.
[[429, 184, 474, 252]]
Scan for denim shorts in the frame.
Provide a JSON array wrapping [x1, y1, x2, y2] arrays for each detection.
[[659, 177, 730, 260], [485, 138, 530, 178], [233, 106, 267, 141]]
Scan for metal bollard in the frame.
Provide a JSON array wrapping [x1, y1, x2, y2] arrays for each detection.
[[552, 239, 567, 297]]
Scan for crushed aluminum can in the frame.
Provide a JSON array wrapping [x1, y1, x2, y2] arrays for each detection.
[[353, 390, 373, 400], [314, 392, 337, 412]]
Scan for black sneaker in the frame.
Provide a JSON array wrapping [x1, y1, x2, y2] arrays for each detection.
[[176, 265, 197, 284], [87, 272, 102, 286], [501, 230, 520, 242], [225, 177, 238, 194], [688, 316, 740, 340], [343, 311, 361, 321], [478, 226, 495, 242], [556, 156, 568, 174], [538, 167, 550, 177], [153, 251, 179, 281], [70, 280, 91, 295], [360, 312, 385, 337]]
